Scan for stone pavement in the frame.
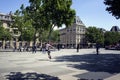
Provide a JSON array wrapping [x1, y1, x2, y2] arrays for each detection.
[[0, 48, 120, 80]]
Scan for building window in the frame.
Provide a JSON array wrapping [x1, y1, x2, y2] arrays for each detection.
[[77, 28, 79, 31], [0, 15, 3, 19], [73, 29, 76, 31]]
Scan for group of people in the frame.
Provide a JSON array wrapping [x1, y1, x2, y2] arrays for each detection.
[[13, 42, 54, 59]]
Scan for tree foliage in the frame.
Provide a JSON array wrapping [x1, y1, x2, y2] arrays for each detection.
[[0, 24, 11, 41], [12, 0, 75, 44], [85, 27, 104, 45], [12, 5, 26, 41], [104, 0, 120, 19], [26, 0, 48, 44], [42, 0, 76, 40], [104, 31, 120, 46], [38, 29, 60, 43], [42, 0, 75, 27], [12, 4, 35, 42], [21, 27, 35, 41], [50, 30, 60, 42]]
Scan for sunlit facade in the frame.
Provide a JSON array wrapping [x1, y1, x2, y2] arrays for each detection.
[[0, 12, 32, 49], [59, 16, 86, 48], [0, 12, 15, 48]]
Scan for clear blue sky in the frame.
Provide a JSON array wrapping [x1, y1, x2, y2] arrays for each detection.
[[0, 0, 120, 30]]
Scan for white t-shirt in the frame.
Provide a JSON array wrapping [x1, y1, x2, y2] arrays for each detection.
[[46, 43, 51, 50]]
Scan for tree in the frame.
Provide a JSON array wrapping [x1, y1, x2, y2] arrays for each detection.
[[104, 31, 120, 46], [0, 27, 5, 41], [85, 26, 104, 46], [42, 0, 76, 41], [50, 30, 60, 42], [12, 4, 26, 42], [12, 4, 34, 46], [25, 0, 75, 45], [0, 22, 11, 41], [22, 26, 35, 42], [26, 0, 47, 45], [0, 24, 11, 48], [104, 0, 120, 19]]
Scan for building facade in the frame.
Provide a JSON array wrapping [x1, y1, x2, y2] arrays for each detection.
[[59, 16, 86, 48], [0, 12, 12, 31], [0, 12, 41, 49], [0, 12, 14, 48], [0, 12, 25, 49]]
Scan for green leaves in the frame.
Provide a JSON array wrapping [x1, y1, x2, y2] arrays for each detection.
[[22, 27, 35, 41], [85, 26, 104, 45], [104, 0, 120, 19], [42, 0, 75, 41], [104, 31, 120, 45], [42, 0, 76, 27], [86, 26, 120, 46], [50, 30, 60, 42], [0, 26, 11, 41], [12, 0, 75, 43]]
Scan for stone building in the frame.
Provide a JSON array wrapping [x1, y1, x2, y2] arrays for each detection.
[[0, 12, 31, 49], [59, 16, 86, 48], [0, 12, 41, 49], [0, 12, 16, 48]]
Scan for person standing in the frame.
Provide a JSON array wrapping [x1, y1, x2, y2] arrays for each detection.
[[13, 42, 17, 52], [57, 43, 60, 51], [32, 45, 36, 53], [42, 43, 46, 53], [96, 43, 100, 55], [77, 44, 79, 52]]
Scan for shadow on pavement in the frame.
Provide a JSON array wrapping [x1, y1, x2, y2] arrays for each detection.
[[54, 53, 120, 74], [5, 72, 60, 80]]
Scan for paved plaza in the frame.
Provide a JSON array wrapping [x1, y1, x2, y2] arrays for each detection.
[[0, 48, 120, 80]]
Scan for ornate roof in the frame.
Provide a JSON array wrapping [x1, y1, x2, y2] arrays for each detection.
[[74, 16, 85, 26], [110, 26, 120, 32]]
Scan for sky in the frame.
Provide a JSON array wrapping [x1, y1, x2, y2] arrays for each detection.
[[0, 0, 120, 31]]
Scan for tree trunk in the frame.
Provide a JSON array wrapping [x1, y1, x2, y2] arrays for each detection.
[[33, 29, 37, 46], [47, 25, 55, 42]]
